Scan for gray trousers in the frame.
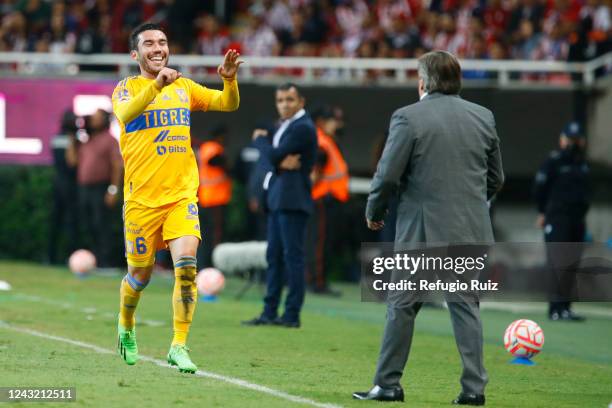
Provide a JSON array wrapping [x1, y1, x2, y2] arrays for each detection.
[[373, 279, 488, 394]]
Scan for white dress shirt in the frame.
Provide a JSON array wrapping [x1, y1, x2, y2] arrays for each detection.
[[264, 108, 307, 190]]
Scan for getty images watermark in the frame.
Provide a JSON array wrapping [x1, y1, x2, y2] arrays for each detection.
[[371, 251, 497, 293], [360, 242, 612, 302]]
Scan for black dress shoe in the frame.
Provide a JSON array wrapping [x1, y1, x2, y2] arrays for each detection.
[[549, 309, 586, 322], [352, 385, 404, 402], [241, 316, 275, 326], [273, 317, 300, 328], [560, 309, 585, 321], [452, 393, 485, 405]]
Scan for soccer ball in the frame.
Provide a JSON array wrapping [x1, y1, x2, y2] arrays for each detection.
[[196, 267, 225, 296], [68, 249, 96, 275], [504, 319, 545, 359]]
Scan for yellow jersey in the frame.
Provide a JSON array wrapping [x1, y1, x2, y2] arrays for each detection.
[[112, 75, 239, 207]]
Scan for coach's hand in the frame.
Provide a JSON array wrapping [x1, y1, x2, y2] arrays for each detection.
[[155, 67, 182, 89], [366, 218, 385, 231], [252, 128, 268, 140], [218, 49, 244, 80], [280, 154, 301, 170]]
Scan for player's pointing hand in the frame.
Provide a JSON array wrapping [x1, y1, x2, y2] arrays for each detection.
[[155, 67, 182, 89], [218, 49, 244, 80]]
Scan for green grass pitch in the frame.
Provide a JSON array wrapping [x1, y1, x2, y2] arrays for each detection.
[[1, 261, 611, 407]]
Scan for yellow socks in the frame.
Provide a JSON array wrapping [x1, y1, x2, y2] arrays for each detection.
[[119, 273, 148, 329], [172, 256, 198, 346]]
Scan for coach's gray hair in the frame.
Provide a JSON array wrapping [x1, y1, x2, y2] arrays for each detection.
[[417, 51, 462, 95]]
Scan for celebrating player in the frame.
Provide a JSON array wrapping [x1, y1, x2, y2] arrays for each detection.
[[112, 22, 242, 373]]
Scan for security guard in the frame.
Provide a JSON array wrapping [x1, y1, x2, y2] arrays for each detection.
[[534, 121, 589, 321], [197, 125, 232, 269], [307, 106, 349, 295]]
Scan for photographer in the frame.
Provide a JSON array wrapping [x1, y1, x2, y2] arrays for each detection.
[[66, 109, 122, 268]]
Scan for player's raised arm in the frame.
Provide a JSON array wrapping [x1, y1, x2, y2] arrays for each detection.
[[112, 80, 159, 124], [192, 49, 243, 112]]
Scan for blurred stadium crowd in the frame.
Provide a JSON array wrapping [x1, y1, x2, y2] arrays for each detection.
[[0, 0, 610, 62]]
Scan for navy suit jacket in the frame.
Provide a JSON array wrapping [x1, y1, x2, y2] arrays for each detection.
[[254, 114, 317, 214]]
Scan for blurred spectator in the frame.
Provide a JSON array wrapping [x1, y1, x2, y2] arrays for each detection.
[[263, 0, 293, 32], [580, 0, 611, 33], [0, 11, 28, 51], [76, 13, 112, 72], [463, 35, 492, 78], [0, 0, 609, 64], [76, 14, 110, 54], [376, 0, 416, 34], [66, 109, 123, 268], [507, 0, 546, 36], [278, 6, 327, 54], [16, 0, 50, 36], [240, 6, 280, 56], [48, 1, 76, 53], [484, 0, 510, 41], [335, 0, 369, 56], [512, 19, 543, 59], [194, 14, 230, 55], [384, 15, 421, 56], [489, 40, 508, 58], [48, 109, 79, 265], [434, 13, 464, 55], [110, 0, 160, 52], [535, 24, 570, 60]]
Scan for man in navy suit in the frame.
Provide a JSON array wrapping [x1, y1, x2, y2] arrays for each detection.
[[242, 83, 317, 328]]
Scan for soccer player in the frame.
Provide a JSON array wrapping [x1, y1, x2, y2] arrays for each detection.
[[112, 22, 242, 373]]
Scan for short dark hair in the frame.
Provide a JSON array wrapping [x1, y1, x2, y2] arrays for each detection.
[[417, 51, 462, 95], [276, 82, 303, 98], [311, 105, 335, 122], [129, 23, 165, 51]]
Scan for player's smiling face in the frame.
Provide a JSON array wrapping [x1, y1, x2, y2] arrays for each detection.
[[132, 30, 169, 77]]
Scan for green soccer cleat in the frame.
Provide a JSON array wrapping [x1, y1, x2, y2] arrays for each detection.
[[117, 324, 139, 365], [167, 344, 198, 373]]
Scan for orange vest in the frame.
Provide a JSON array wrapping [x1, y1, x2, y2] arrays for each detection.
[[198, 141, 232, 207], [312, 128, 349, 202]]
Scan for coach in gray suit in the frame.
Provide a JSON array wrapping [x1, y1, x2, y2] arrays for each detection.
[[353, 51, 504, 405]]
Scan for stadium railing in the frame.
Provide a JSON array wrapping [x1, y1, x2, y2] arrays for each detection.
[[0, 52, 611, 87]]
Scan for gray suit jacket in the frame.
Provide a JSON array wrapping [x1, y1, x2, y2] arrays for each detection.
[[366, 92, 504, 244]]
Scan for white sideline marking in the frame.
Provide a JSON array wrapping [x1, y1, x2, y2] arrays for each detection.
[[12, 294, 165, 327], [0, 322, 342, 408]]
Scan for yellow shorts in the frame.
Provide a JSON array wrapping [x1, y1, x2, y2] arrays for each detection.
[[123, 198, 201, 267]]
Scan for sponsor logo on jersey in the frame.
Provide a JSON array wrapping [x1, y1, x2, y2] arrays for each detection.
[[168, 145, 187, 153], [156, 144, 187, 156], [153, 131, 188, 156], [154, 130, 169, 143], [175, 89, 188, 103]]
